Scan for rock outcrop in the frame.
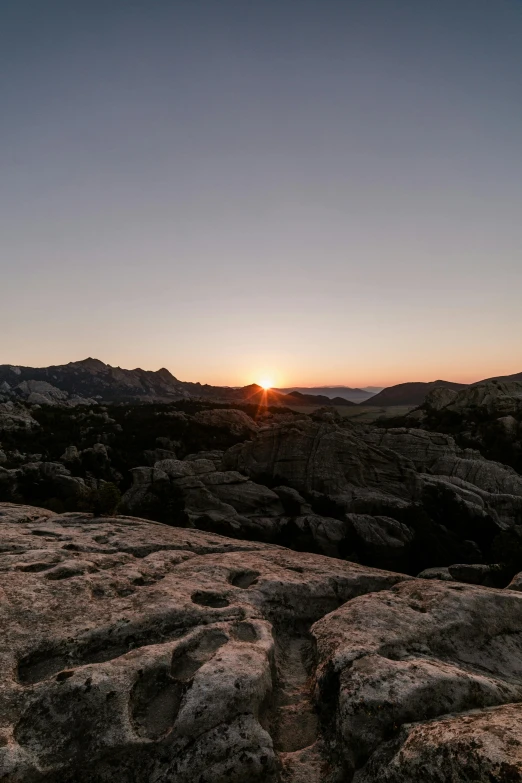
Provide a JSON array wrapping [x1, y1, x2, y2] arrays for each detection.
[[0, 460, 91, 506], [3, 503, 522, 781], [193, 408, 259, 439], [362, 374, 522, 409], [417, 562, 508, 587], [218, 418, 522, 564], [424, 386, 459, 411], [353, 703, 522, 783], [16, 380, 69, 405], [122, 457, 283, 529], [360, 427, 522, 534], [313, 577, 522, 780], [0, 502, 405, 782], [121, 453, 416, 569], [364, 427, 522, 497], [2, 392, 522, 577], [118, 416, 522, 574], [0, 402, 39, 433], [222, 417, 415, 499], [445, 380, 522, 418]]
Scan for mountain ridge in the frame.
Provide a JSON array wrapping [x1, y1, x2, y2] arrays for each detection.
[[0, 359, 189, 402], [276, 385, 379, 402], [366, 372, 522, 406], [0, 359, 354, 407], [3, 358, 522, 408]]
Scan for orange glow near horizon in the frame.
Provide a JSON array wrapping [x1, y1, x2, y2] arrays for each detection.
[[227, 356, 522, 391]]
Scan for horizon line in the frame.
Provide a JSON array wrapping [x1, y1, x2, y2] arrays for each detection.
[[2, 356, 521, 390]]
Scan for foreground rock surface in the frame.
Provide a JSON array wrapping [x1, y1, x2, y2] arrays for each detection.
[[313, 578, 522, 780], [353, 703, 522, 782], [0, 503, 405, 783], [3, 503, 522, 782]]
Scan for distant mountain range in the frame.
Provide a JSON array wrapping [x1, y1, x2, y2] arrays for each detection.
[[276, 386, 380, 403], [0, 359, 190, 402], [2, 358, 521, 409], [182, 381, 356, 407], [0, 359, 354, 407]]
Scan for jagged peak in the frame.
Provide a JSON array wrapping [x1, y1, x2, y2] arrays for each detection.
[[67, 358, 108, 371], [155, 367, 180, 382]]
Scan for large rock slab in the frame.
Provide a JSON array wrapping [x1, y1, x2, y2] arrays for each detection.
[[122, 457, 285, 531], [0, 502, 405, 782], [122, 457, 415, 568], [354, 703, 522, 783], [364, 426, 522, 527], [312, 578, 522, 780], [222, 418, 415, 498], [365, 427, 522, 496], [4, 503, 522, 781]]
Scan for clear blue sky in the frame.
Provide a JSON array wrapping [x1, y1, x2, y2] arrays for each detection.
[[1, 0, 521, 386]]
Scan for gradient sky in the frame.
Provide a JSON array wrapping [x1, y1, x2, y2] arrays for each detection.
[[1, 0, 521, 387]]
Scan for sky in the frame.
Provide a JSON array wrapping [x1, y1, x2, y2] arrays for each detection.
[[1, 0, 521, 388]]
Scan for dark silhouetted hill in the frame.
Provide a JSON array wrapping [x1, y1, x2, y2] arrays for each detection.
[[365, 380, 469, 407], [365, 371, 522, 407], [277, 386, 375, 402]]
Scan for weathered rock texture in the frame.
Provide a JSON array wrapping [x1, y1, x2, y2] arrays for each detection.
[[0, 502, 405, 783], [446, 380, 522, 417], [0, 402, 39, 433], [222, 417, 415, 498], [4, 382, 522, 578], [3, 503, 522, 781], [354, 704, 522, 783], [405, 380, 522, 477], [117, 416, 522, 577], [313, 577, 522, 781]]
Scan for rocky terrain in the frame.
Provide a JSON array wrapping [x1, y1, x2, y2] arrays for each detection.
[[2, 379, 522, 582], [3, 502, 522, 781], [3, 375, 522, 779]]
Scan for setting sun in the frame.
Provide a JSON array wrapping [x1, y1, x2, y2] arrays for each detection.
[[259, 378, 273, 390]]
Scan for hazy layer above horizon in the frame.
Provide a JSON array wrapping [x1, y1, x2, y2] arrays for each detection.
[[1, 0, 521, 388]]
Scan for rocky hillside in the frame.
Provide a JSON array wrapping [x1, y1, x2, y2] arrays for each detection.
[[388, 379, 522, 474], [366, 370, 522, 407], [0, 359, 190, 404], [365, 379, 468, 406], [3, 502, 522, 781]]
